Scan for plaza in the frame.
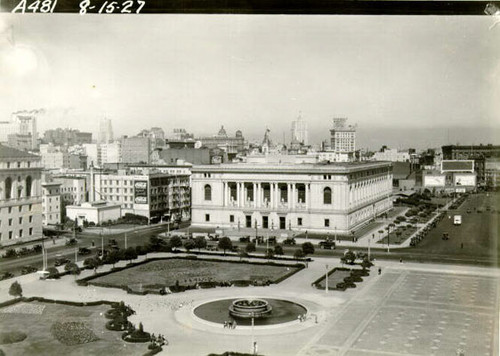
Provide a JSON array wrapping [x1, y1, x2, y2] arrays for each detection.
[[0, 253, 498, 355]]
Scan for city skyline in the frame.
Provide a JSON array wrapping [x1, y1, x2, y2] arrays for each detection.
[[0, 14, 498, 149]]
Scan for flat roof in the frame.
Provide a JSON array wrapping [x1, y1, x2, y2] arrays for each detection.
[[192, 161, 392, 174]]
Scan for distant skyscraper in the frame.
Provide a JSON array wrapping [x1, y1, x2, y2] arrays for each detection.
[[98, 118, 113, 144], [330, 118, 356, 154], [0, 110, 40, 149], [291, 113, 308, 145]]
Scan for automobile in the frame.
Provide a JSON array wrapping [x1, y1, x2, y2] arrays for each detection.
[[442, 232, 449, 240], [78, 247, 92, 256], [54, 256, 70, 266], [21, 265, 38, 275], [208, 234, 219, 241], [283, 238, 296, 245], [65, 238, 77, 246], [108, 239, 118, 246], [0, 272, 14, 280], [251, 236, 264, 244], [319, 240, 336, 249], [239, 236, 251, 243], [267, 236, 277, 245]]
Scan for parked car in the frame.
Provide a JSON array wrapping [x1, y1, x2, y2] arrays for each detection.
[[442, 232, 449, 240], [319, 240, 336, 249], [283, 238, 296, 245], [0, 272, 14, 280], [54, 256, 70, 267], [21, 265, 37, 275], [78, 247, 92, 256], [239, 236, 251, 243]]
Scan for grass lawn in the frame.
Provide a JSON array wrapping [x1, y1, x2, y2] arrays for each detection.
[[0, 301, 146, 356], [315, 269, 352, 290], [402, 192, 500, 264], [90, 258, 300, 288], [377, 226, 418, 245]]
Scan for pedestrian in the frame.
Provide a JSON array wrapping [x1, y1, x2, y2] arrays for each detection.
[[461, 242, 464, 249], [378, 267, 382, 275], [400, 258, 403, 263], [253, 341, 258, 355], [233, 320, 237, 329]]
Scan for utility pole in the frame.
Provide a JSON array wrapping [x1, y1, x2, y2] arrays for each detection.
[[75, 247, 78, 263], [125, 232, 127, 250]]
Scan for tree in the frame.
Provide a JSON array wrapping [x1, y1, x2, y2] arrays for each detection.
[[293, 249, 305, 260], [65, 262, 81, 278], [9, 281, 22, 298], [343, 250, 356, 265], [84, 257, 100, 273], [183, 239, 196, 252], [124, 247, 138, 263], [301, 242, 315, 256], [169, 236, 183, 251], [273, 245, 284, 256], [105, 249, 123, 268], [265, 249, 274, 260], [361, 257, 373, 270], [238, 250, 249, 261], [194, 236, 207, 251], [218, 237, 233, 255], [245, 242, 256, 253], [46, 267, 60, 279], [148, 236, 165, 252]]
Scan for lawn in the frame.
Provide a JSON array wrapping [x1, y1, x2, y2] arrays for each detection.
[[89, 258, 300, 289], [377, 226, 418, 245], [402, 192, 500, 265], [314, 269, 352, 290], [0, 301, 146, 356]]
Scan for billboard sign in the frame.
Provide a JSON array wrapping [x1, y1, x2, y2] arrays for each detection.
[[441, 160, 474, 173], [424, 175, 445, 187], [454, 174, 476, 187], [134, 181, 148, 204]]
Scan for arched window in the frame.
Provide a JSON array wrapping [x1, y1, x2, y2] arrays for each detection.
[[5, 177, 12, 200], [204, 184, 212, 201], [26, 176, 32, 197], [323, 187, 332, 205]]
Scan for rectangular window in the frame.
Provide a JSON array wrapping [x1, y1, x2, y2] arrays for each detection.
[[18, 206, 22, 212], [9, 231, 13, 239], [298, 217, 303, 226], [29, 228, 33, 235], [19, 229, 23, 237], [29, 204, 32, 211], [324, 219, 330, 227], [19, 217, 22, 224], [29, 216, 33, 223], [245, 215, 252, 228], [8, 219, 12, 226], [205, 214, 210, 222], [229, 215, 234, 223], [8, 207, 12, 213], [262, 216, 268, 229]]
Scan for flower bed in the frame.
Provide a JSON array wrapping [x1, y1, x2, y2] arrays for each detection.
[[50, 321, 99, 346], [313, 267, 369, 291], [79, 257, 303, 294]]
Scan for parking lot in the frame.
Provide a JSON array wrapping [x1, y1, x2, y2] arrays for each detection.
[[407, 192, 499, 263]]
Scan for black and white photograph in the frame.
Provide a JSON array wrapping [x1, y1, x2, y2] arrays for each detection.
[[0, 2, 499, 355]]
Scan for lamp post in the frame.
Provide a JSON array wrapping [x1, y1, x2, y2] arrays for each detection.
[[254, 220, 258, 246], [369, 233, 373, 261], [100, 229, 104, 258], [75, 247, 78, 263], [125, 232, 128, 250], [334, 226, 337, 244], [251, 312, 255, 354], [325, 264, 329, 293]]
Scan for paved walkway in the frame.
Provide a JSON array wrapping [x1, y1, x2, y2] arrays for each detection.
[[0, 254, 498, 355]]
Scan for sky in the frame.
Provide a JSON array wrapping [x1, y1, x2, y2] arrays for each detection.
[[0, 14, 498, 149]]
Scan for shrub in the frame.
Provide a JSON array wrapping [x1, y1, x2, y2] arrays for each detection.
[[9, 281, 22, 298], [50, 321, 99, 345], [4, 249, 17, 259], [46, 267, 60, 279], [0, 331, 27, 345]]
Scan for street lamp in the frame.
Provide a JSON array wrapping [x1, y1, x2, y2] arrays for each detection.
[[251, 312, 256, 355], [125, 232, 128, 250]]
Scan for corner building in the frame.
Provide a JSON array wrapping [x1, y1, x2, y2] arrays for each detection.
[[191, 162, 393, 234]]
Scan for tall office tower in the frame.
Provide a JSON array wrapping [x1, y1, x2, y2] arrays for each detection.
[[330, 118, 357, 155], [291, 114, 308, 145], [0, 110, 40, 150], [98, 118, 114, 144]]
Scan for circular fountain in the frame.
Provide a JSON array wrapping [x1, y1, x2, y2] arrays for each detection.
[[194, 298, 307, 326], [228, 298, 273, 319]]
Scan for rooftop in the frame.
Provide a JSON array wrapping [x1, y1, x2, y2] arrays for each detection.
[[0, 144, 39, 160], [192, 161, 392, 174]]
